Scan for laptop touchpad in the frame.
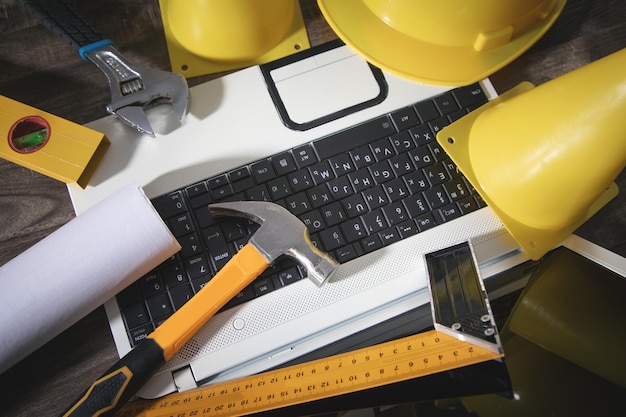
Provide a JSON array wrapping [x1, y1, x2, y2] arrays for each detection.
[[262, 44, 388, 131]]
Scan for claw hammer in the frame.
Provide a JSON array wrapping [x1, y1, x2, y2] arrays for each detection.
[[60, 201, 339, 417]]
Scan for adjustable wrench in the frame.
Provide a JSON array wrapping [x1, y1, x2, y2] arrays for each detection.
[[18, 0, 189, 137]]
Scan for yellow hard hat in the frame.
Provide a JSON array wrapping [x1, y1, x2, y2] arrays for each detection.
[[166, 0, 298, 63], [318, 0, 566, 86], [437, 48, 626, 259]]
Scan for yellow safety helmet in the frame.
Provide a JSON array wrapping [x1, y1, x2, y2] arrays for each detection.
[[318, 0, 567, 85]]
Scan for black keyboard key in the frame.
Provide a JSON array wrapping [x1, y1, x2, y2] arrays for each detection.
[[320, 201, 347, 226], [428, 116, 450, 136], [314, 115, 396, 159], [293, 144, 318, 168], [341, 218, 368, 242], [307, 184, 332, 208], [379, 228, 401, 246], [415, 213, 437, 231], [397, 220, 419, 238], [300, 210, 325, 233], [309, 160, 335, 185], [437, 203, 462, 223], [348, 170, 374, 192], [267, 177, 293, 200], [161, 261, 187, 288], [423, 161, 450, 186], [319, 226, 346, 251], [123, 302, 149, 329], [222, 220, 248, 242], [404, 171, 430, 194], [170, 283, 194, 310], [129, 323, 153, 347], [168, 213, 195, 237], [253, 278, 275, 297], [390, 131, 415, 153], [147, 293, 172, 320], [383, 178, 409, 202], [328, 176, 354, 199], [288, 169, 314, 192], [434, 92, 460, 116], [152, 191, 187, 219], [229, 166, 251, 182], [369, 161, 394, 184], [444, 178, 470, 201], [342, 194, 368, 217], [251, 160, 276, 183], [361, 209, 388, 234], [458, 196, 480, 214], [414, 100, 439, 122], [285, 192, 312, 215], [277, 266, 302, 286], [424, 185, 450, 210], [363, 185, 389, 209], [273, 152, 298, 176], [390, 106, 420, 131], [208, 174, 229, 189], [211, 184, 234, 200], [404, 193, 430, 218], [361, 234, 382, 253], [335, 244, 359, 263], [141, 273, 164, 297], [371, 137, 396, 161], [350, 146, 376, 168], [330, 153, 356, 176], [186, 182, 208, 199], [383, 201, 409, 225], [452, 83, 487, 108], [185, 255, 211, 279], [246, 184, 270, 201], [409, 124, 435, 146]]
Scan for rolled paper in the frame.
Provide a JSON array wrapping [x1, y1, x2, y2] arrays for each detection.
[[0, 183, 181, 374]]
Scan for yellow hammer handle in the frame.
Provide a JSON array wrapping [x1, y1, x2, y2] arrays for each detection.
[[150, 243, 269, 360], [60, 244, 268, 417]]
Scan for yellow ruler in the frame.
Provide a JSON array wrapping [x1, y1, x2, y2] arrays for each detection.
[[115, 329, 503, 417], [116, 241, 505, 416]]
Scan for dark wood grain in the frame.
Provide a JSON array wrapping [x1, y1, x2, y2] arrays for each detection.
[[0, 1, 624, 416]]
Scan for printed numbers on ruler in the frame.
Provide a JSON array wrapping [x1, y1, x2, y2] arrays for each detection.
[[116, 330, 502, 417]]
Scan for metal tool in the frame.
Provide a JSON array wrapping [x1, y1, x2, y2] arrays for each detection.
[[59, 201, 338, 417], [114, 241, 506, 417], [18, 0, 189, 137]]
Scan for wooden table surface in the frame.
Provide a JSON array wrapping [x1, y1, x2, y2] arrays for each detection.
[[1, 1, 625, 416]]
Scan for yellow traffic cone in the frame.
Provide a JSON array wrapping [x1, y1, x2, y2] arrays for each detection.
[[438, 48, 626, 259]]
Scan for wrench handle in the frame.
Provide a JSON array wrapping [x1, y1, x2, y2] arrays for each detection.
[[18, 0, 105, 49]]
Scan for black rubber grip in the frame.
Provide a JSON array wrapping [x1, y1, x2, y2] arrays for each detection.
[[60, 338, 166, 417], [18, 0, 104, 49]]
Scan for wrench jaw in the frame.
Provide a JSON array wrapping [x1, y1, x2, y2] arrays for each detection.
[[85, 45, 189, 137]]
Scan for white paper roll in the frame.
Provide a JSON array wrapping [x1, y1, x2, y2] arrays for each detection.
[[0, 183, 181, 374]]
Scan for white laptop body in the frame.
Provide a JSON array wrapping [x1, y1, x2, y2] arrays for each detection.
[[68, 43, 549, 398]]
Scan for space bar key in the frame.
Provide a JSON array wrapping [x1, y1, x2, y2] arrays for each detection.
[[313, 115, 396, 160]]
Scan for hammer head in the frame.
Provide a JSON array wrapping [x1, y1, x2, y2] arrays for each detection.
[[209, 201, 338, 287]]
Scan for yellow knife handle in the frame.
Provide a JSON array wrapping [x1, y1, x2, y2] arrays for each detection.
[[150, 243, 269, 360]]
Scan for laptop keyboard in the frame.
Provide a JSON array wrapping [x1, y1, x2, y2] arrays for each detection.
[[116, 83, 489, 347]]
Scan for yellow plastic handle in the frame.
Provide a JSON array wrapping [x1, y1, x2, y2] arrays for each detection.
[[150, 243, 269, 360]]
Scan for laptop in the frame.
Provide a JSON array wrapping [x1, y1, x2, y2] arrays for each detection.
[[67, 40, 570, 398]]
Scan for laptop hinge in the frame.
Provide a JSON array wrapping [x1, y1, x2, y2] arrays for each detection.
[[173, 365, 198, 392]]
